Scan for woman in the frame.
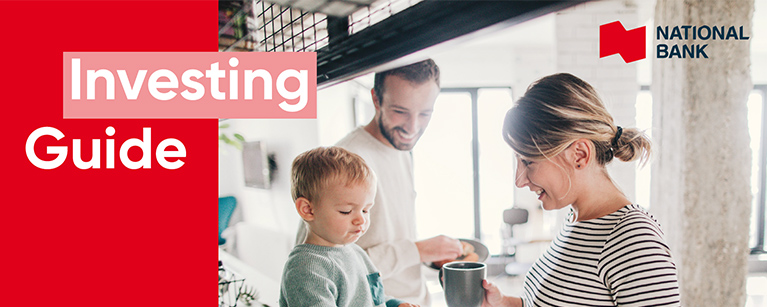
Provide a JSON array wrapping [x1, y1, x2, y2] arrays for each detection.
[[483, 73, 680, 307]]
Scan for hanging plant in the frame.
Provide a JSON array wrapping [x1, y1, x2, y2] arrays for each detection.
[[219, 123, 245, 151]]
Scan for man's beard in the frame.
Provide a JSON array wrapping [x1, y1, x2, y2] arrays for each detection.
[[378, 115, 419, 151]]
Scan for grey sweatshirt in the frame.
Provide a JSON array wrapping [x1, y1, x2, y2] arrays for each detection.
[[279, 244, 404, 307]]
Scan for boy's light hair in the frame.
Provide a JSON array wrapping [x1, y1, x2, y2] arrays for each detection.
[[291, 146, 375, 202]]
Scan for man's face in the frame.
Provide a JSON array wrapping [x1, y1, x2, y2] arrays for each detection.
[[374, 75, 440, 151]]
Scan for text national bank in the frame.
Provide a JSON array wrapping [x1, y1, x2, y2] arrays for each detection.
[[656, 25, 750, 59]]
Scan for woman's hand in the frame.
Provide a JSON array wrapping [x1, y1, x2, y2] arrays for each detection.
[[397, 303, 420, 307], [481, 279, 523, 307]]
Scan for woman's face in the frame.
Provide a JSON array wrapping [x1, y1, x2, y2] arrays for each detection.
[[514, 153, 574, 211]]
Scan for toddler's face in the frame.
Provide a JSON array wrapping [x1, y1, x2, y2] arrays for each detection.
[[307, 179, 375, 247]]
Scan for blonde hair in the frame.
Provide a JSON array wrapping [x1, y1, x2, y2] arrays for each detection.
[[503, 73, 651, 166], [290, 146, 375, 202]]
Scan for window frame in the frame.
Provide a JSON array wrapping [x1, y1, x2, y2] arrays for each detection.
[[440, 87, 512, 240], [753, 84, 767, 254]]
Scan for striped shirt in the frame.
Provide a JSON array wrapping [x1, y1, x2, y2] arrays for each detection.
[[522, 204, 680, 306]]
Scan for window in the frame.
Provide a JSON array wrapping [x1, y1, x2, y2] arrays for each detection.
[[413, 85, 767, 255], [413, 91, 474, 241], [414, 88, 515, 255], [636, 88, 652, 209], [749, 86, 766, 253]]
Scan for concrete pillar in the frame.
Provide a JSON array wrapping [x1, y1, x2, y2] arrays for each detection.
[[652, 0, 754, 305]]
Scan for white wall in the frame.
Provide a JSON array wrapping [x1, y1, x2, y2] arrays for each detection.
[[219, 118, 319, 236], [433, 14, 555, 91], [317, 79, 369, 145]]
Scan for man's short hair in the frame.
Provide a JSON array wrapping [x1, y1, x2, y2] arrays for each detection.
[[291, 146, 375, 202], [373, 59, 440, 103]]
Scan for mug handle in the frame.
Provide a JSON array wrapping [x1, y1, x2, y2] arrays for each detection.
[[439, 267, 444, 288]]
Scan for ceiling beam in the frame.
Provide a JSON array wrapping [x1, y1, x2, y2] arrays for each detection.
[[316, 0, 589, 88]]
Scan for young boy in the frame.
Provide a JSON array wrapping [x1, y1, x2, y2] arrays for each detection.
[[279, 146, 419, 307]]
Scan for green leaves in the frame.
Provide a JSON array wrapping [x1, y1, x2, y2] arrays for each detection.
[[219, 123, 245, 151]]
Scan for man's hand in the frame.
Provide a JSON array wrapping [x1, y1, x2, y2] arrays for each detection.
[[415, 235, 462, 263], [398, 303, 420, 307]]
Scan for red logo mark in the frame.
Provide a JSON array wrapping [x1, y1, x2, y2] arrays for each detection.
[[599, 21, 646, 63]]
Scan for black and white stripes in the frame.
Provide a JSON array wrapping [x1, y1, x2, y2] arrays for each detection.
[[522, 204, 680, 307]]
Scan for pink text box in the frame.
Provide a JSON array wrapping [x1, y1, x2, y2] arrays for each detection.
[[63, 52, 316, 119]]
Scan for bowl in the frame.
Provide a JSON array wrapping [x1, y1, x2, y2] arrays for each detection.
[[427, 238, 489, 270]]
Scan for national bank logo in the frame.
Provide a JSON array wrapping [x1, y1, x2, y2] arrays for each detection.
[[599, 20, 751, 63], [599, 21, 646, 63]]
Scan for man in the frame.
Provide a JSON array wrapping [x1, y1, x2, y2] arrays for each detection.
[[299, 59, 463, 306]]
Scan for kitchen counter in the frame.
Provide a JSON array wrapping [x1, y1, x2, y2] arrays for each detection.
[[219, 247, 280, 306]]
